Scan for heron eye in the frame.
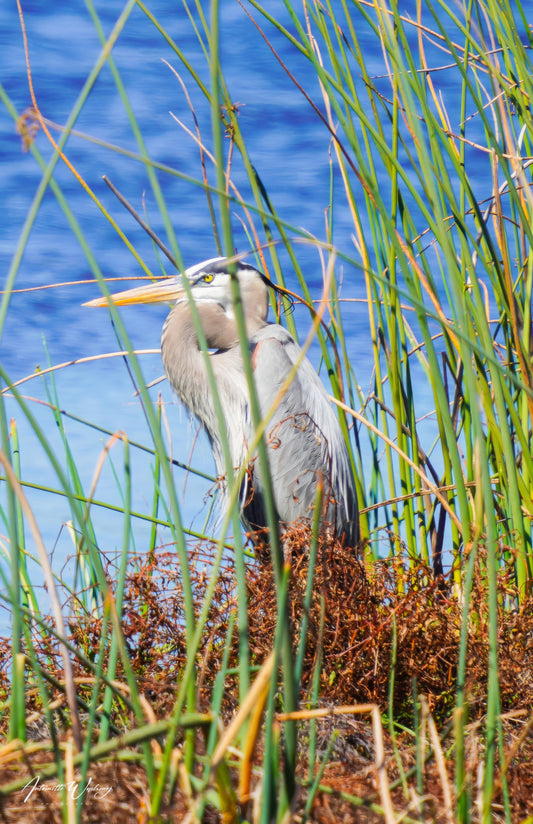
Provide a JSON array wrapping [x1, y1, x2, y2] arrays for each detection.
[[203, 273, 214, 283]]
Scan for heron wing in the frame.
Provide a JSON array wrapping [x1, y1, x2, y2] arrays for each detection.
[[243, 324, 358, 542]]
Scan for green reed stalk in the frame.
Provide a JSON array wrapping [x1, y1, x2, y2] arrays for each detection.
[[209, 2, 252, 717], [210, 4, 297, 812], [97, 437, 132, 745], [0, 391, 25, 741]]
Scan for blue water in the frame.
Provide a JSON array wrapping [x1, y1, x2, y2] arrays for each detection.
[[1, 2, 379, 621], [1, 1, 530, 626]]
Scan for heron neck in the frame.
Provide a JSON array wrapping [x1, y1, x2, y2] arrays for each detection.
[[161, 301, 253, 477]]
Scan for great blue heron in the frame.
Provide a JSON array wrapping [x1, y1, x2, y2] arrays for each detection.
[[86, 257, 359, 546]]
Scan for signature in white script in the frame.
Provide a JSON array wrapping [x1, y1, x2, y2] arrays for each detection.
[[21, 775, 113, 802]]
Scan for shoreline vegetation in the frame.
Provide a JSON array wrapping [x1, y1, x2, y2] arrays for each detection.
[[2, 0, 533, 821]]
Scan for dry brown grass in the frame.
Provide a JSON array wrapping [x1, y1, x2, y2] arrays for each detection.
[[0, 532, 532, 822]]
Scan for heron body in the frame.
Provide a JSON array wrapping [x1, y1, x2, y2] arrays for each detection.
[[87, 257, 359, 546]]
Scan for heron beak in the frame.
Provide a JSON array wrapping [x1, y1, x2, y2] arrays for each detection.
[[83, 277, 185, 308]]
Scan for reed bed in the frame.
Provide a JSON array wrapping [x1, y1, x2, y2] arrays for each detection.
[[1, 0, 532, 821]]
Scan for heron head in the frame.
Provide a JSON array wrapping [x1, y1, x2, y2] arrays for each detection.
[[83, 255, 269, 321]]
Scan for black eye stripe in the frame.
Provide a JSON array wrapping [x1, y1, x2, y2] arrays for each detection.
[[192, 261, 263, 285]]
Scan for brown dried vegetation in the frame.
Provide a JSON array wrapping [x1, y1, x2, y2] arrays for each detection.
[[0, 531, 532, 822]]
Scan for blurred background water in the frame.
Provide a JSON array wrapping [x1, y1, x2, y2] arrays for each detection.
[[0, 1, 527, 626]]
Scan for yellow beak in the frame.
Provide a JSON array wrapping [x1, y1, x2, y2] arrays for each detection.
[[83, 277, 185, 308]]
